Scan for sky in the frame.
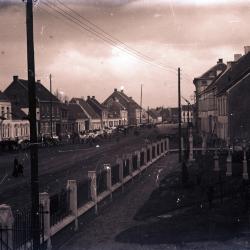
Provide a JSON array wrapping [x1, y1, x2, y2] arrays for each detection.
[[1, 0, 250, 108]]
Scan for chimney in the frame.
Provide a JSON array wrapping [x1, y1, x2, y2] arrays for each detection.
[[244, 46, 250, 55], [13, 75, 18, 82], [217, 59, 223, 64], [114, 88, 117, 92], [234, 54, 242, 62], [92, 96, 95, 99], [87, 96, 90, 99], [37, 80, 41, 83], [121, 89, 124, 93], [227, 61, 235, 69]]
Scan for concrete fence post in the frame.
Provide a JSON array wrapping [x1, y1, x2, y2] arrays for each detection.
[[0, 204, 14, 250], [213, 150, 220, 172], [39, 192, 52, 250], [88, 171, 98, 215], [226, 149, 232, 177], [128, 153, 133, 176], [143, 147, 147, 166], [189, 127, 194, 162], [66, 180, 78, 231], [117, 158, 123, 183], [167, 137, 170, 152], [148, 144, 152, 163], [163, 138, 166, 153], [243, 147, 249, 180], [135, 150, 141, 172], [161, 139, 164, 155], [104, 164, 112, 201], [152, 143, 156, 160]]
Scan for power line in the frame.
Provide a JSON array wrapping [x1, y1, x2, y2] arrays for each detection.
[[40, 0, 177, 74], [55, 0, 177, 72]]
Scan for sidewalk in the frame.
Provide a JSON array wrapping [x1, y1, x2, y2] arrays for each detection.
[[57, 152, 250, 250], [57, 154, 178, 250]]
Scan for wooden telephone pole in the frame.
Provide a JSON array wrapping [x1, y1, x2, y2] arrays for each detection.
[[178, 68, 182, 163], [26, 0, 40, 248], [140, 84, 142, 124], [50, 74, 53, 138]]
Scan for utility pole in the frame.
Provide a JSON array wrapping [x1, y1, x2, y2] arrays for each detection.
[[26, 1, 40, 249], [140, 84, 142, 124], [147, 106, 150, 124], [178, 68, 182, 163], [50, 74, 53, 138]]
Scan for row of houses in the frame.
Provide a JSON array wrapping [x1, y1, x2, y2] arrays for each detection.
[[193, 46, 250, 144], [148, 106, 194, 124], [0, 76, 156, 142]]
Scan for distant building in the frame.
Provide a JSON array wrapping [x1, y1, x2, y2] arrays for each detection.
[[0, 91, 29, 142], [4, 76, 61, 137], [66, 103, 89, 135], [193, 46, 250, 144], [86, 96, 109, 128], [103, 88, 143, 125], [181, 105, 194, 124], [104, 100, 128, 127], [147, 109, 162, 124], [70, 98, 101, 130], [193, 59, 227, 131]]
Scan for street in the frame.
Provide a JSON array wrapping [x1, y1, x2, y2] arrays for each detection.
[[0, 125, 175, 210]]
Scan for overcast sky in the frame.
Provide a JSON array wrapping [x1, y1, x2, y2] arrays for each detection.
[[1, 0, 250, 107]]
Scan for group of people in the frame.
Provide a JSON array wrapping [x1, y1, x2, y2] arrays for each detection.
[[12, 158, 24, 177]]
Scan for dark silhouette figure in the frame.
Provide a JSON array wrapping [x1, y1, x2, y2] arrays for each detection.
[[12, 158, 19, 177]]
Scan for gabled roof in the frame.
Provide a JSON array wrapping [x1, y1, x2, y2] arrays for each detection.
[[103, 89, 141, 110], [11, 103, 28, 120], [226, 72, 250, 94], [105, 100, 127, 119], [0, 91, 10, 102], [199, 68, 227, 95], [66, 103, 88, 120], [215, 52, 250, 95], [193, 60, 227, 84], [148, 109, 159, 119], [86, 96, 107, 116], [4, 77, 60, 107], [70, 98, 100, 119]]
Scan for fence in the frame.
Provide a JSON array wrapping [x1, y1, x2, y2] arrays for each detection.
[[123, 159, 130, 178], [0, 205, 45, 250], [50, 189, 70, 227], [97, 170, 107, 195], [0, 138, 169, 250], [111, 164, 120, 185], [77, 179, 91, 208]]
